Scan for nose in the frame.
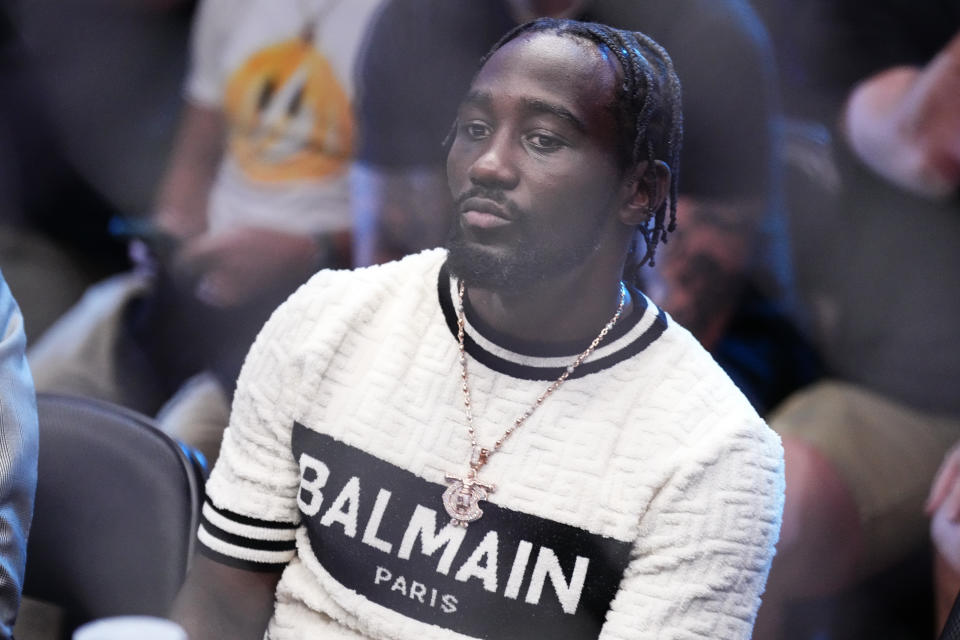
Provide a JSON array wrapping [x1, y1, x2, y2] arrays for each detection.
[[468, 134, 519, 190]]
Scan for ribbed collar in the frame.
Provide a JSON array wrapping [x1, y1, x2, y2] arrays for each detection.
[[437, 262, 668, 381]]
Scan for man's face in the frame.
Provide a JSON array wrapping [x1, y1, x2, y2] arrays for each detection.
[[445, 32, 629, 292]]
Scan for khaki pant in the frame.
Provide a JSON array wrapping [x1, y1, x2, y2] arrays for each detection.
[[27, 272, 230, 466], [771, 380, 960, 575]]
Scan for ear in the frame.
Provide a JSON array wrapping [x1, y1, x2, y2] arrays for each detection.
[[617, 160, 671, 226]]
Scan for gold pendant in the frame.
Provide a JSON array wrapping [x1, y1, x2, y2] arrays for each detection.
[[442, 447, 495, 527]]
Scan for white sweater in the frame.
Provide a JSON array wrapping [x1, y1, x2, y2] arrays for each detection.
[[200, 249, 784, 640]]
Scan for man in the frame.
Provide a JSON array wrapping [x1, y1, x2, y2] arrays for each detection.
[[352, 0, 810, 414], [172, 20, 783, 639]]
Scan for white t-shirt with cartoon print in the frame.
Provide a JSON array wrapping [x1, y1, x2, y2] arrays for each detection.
[[185, 0, 383, 236]]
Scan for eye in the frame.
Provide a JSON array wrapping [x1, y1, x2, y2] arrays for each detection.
[[525, 132, 566, 153], [461, 121, 491, 140]]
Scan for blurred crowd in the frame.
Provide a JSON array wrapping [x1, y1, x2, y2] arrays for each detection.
[[1, 0, 959, 638]]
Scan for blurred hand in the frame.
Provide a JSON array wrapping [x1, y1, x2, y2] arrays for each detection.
[[928, 442, 960, 573], [932, 506, 960, 576], [173, 228, 319, 308], [845, 30, 960, 199], [928, 442, 960, 518], [153, 207, 208, 242]]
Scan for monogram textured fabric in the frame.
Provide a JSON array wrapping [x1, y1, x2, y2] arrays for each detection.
[[199, 250, 785, 639]]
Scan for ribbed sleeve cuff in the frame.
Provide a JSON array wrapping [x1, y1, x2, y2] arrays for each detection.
[[197, 500, 298, 571]]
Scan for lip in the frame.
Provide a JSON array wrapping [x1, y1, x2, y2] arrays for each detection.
[[460, 197, 513, 229]]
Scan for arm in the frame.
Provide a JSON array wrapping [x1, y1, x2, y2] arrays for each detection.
[[172, 227, 323, 307], [151, 102, 225, 239], [842, 29, 960, 199], [351, 163, 453, 266], [150, 0, 234, 240], [148, 106, 321, 307], [610, 418, 784, 638], [0, 278, 38, 640], [155, 69, 326, 308], [644, 195, 764, 349], [170, 555, 281, 640], [168, 284, 307, 633], [154, 83, 321, 308]]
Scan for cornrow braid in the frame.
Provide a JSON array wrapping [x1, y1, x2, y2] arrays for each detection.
[[477, 18, 683, 279]]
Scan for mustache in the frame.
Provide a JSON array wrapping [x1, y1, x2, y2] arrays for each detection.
[[454, 187, 523, 218]]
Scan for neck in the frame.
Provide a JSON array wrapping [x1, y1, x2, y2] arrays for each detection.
[[464, 267, 632, 345]]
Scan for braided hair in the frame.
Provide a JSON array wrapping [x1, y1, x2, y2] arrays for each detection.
[[478, 18, 683, 274]]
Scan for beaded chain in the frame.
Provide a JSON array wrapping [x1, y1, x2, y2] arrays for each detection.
[[441, 279, 627, 527]]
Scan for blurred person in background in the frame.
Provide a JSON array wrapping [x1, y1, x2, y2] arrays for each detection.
[[351, 0, 820, 417], [0, 270, 38, 640], [27, 0, 383, 465], [749, 0, 960, 636]]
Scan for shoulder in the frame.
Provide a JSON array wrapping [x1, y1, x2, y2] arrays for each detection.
[[646, 321, 784, 515], [295, 248, 446, 301], [647, 314, 780, 454], [266, 249, 447, 338], [235, 249, 448, 416]]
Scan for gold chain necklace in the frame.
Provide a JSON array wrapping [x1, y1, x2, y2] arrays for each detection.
[[442, 279, 627, 527]]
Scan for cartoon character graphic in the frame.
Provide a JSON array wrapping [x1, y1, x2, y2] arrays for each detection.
[[223, 33, 353, 183]]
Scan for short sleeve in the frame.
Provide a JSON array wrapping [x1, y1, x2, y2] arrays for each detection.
[[604, 420, 784, 639], [198, 294, 307, 571], [183, 0, 239, 107]]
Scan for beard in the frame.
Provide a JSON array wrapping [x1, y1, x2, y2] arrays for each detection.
[[444, 201, 603, 294]]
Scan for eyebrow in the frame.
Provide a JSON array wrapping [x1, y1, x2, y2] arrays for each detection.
[[461, 90, 587, 133]]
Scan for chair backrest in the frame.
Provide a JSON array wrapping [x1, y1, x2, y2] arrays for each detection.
[[22, 393, 203, 632]]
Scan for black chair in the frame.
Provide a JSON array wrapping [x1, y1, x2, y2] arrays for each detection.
[[21, 393, 204, 637]]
